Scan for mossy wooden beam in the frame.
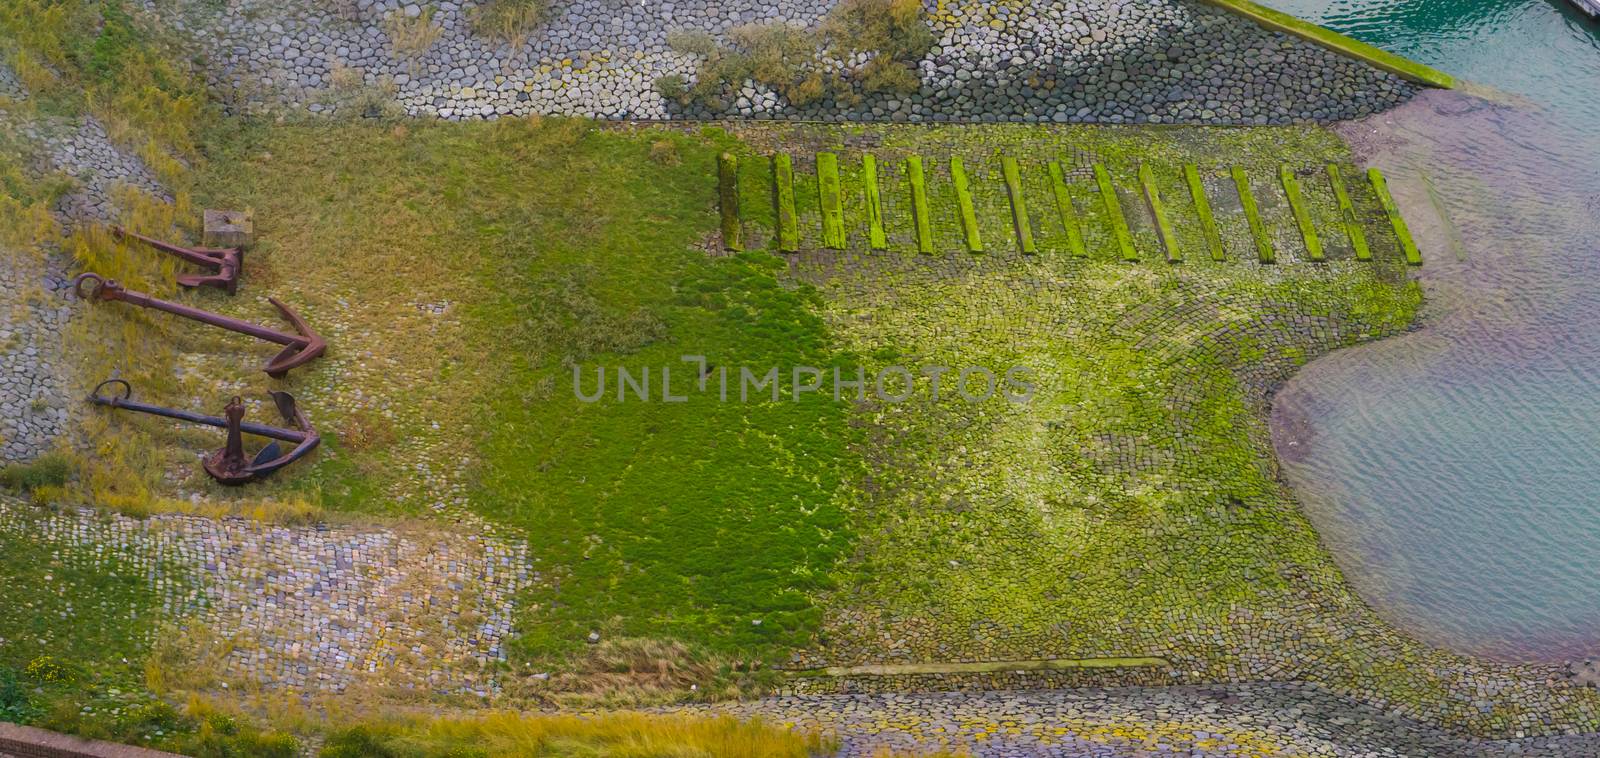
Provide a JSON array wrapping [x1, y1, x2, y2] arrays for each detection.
[[906, 156, 933, 254], [1184, 164, 1225, 261], [718, 153, 741, 251], [950, 157, 983, 253], [1326, 164, 1370, 261], [789, 655, 1171, 678], [1194, 0, 1455, 88], [1279, 165, 1324, 262], [1000, 156, 1036, 254], [1368, 167, 1422, 265], [1093, 163, 1138, 261], [862, 154, 887, 251], [816, 152, 845, 250], [1047, 161, 1088, 257], [772, 153, 798, 253], [1232, 166, 1275, 264], [1139, 163, 1181, 263]]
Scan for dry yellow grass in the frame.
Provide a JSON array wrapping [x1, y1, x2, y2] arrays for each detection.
[[321, 710, 836, 757]]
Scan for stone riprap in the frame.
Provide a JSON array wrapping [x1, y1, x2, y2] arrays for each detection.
[[706, 685, 1600, 757], [0, 253, 70, 464], [0, 73, 170, 464], [26, 116, 170, 223], [0, 497, 528, 698], [138, 0, 1416, 124]]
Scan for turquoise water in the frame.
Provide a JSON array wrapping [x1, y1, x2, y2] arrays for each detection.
[[1264, 1, 1600, 661]]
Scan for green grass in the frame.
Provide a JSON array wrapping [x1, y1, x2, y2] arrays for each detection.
[[195, 120, 865, 667]]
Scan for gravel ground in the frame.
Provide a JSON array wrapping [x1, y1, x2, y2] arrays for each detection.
[[139, 0, 1416, 124], [705, 685, 1600, 757]]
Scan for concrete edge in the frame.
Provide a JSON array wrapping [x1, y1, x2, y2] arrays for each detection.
[[0, 722, 183, 758], [1194, 0, 1457, 89], [787, 656, 1172, 678]]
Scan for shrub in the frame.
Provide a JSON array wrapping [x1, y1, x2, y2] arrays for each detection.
[[653, 73, 688, 104], [385, 7, 443, 60], [0, 452, 74, 491], [470, 0, 552, 48], [663, 0, 930, 109]]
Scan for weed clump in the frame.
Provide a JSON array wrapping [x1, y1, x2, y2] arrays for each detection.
[[0, 452, 73, 492], [321, 711, 831, 758], [471, 0, 553, 49], [385, 7, 443, 60], [660, 0, 932, 109]]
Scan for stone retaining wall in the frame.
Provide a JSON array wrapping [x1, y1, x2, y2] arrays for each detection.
[[141, 0, 1416, 124]]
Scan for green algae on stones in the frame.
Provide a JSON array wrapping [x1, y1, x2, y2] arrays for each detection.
[[1094, 163, 1138, 261], [1001, 156, 1036, 254], [1368, 167, 1422, 265], [774, 153, 799, 252], [1326, 164, 1371, 261], [1048, 161, 1089, 257], [1184, 164, 1226, 262], [719, 153, 742, 251], [1139, 163, 1181, 263], [862, 154, 888, 250], [950, 156, 984, 253], [1279, 165, 1324, 262], [817, 152, 846, 249], [1232, 166, 1275, 263], [906, 156, 934, 254]]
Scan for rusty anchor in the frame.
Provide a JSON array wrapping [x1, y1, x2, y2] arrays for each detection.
[[73, 272, 326, 378], [112, 226, 243, 294], [89, 379, 321, 485]]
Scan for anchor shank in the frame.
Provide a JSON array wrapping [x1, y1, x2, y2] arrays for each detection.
[[91, 395, 310, 443], [112, 227, 221, 268], [119, 289, 303, 347]]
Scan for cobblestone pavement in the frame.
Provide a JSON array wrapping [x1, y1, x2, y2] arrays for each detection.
[[0, 497, 529, 698], [703, 685, 1600, 757], [139, 0, 1414, 124]]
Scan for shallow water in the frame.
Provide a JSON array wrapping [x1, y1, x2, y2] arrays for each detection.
[[1264, 1, 1600, 661]]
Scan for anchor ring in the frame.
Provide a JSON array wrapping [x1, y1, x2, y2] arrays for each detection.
[[72, 272, 112, 301], [89, 378, 133, 405]]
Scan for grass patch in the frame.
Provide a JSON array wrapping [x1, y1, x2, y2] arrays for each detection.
[[320, 711, 832, 758], [192, 119, 863, 674], [0, 452, 73, 492]]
